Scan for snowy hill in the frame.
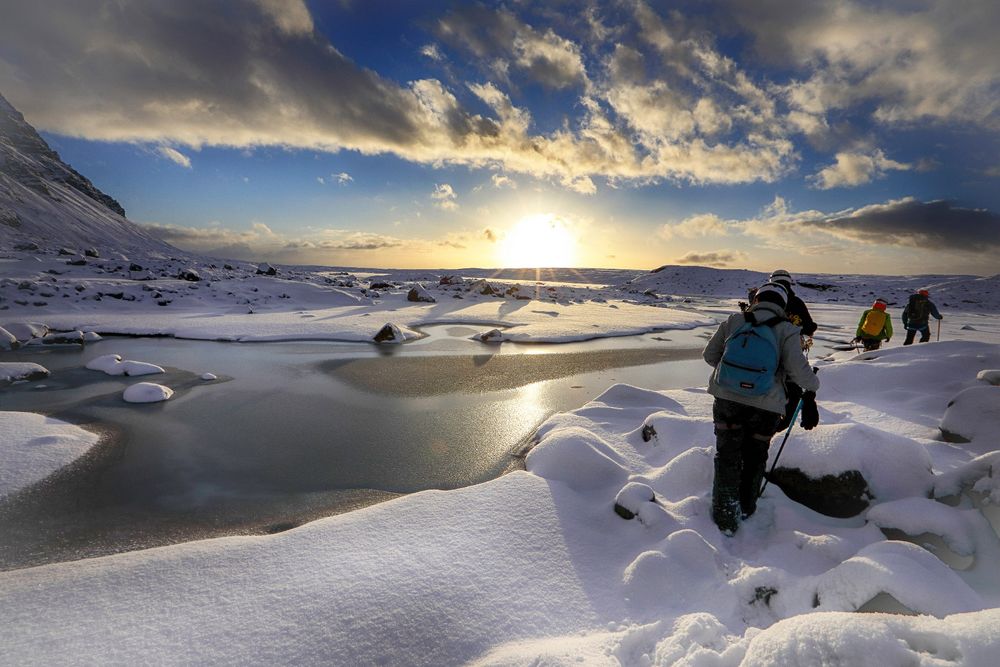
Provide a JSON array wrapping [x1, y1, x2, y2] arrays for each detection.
[[0, 92, 177, 257], [626, 265, 1000, 313]]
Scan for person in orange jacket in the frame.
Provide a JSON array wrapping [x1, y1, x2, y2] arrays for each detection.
[[854, 298, 893, 351]]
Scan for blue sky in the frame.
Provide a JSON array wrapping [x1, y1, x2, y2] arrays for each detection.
[[2, 0, 999, 273]]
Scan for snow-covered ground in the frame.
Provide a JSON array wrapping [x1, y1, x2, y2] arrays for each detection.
[[1, 340, 999, 665], [3, 251, 1000, 665]]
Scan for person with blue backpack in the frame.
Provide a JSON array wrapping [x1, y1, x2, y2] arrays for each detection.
[[703, 282, 821, 535]]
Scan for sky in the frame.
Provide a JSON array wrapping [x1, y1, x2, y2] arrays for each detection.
[[1, 0, 999, 274]]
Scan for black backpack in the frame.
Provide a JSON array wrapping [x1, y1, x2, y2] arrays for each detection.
[[908, 295, 930, 322]]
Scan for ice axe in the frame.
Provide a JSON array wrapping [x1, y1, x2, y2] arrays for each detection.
[[758, 367, 819, 500]]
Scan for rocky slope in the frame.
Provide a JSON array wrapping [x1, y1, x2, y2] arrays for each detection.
[[0, 92, 177, 257]]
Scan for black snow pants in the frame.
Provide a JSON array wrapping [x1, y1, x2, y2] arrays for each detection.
[[712, 398, 781, 533]]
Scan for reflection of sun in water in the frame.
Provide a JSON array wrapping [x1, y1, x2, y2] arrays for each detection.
[[497, 214, 576, 268]]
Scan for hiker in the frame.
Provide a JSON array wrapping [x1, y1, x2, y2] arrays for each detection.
[[765, 269, 817, 431], [902, 289, 943, 345], [703, 282, 821, 535], [854, 299, 893, 351]]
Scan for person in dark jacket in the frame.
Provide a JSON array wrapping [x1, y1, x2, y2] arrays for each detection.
[[703, 282, 821, 535], [766, 270, 816, 430], [902, 289, 943, 345]]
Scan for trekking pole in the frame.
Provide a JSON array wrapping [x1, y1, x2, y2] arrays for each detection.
[[757, 399, 802, 500], [937, 319, 941, 342], [758, 367, 819, 500]]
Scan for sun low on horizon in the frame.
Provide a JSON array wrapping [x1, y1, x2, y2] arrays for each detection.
[[495, 213, 578, 269]]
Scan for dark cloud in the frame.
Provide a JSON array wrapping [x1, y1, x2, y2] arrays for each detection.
[[482, 227, 499, 242], [675, 250, 742, 267], [805, 199, 1000, 253]]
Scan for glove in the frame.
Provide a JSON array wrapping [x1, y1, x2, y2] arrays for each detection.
[[800, 392, 819, 430]]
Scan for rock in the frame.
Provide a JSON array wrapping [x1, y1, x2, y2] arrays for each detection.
[[613, 482, 656, 520], [13, 241, 38, 251], [767, 467, 873, 518], [178, 268, 201, 281], [223, 263, 234, 271], [369, 281, 393, 290], [3, 322, 48, 342], [406, 284, 436, 303], [940, 386, 1000, 443], [66, 257, 87, 266], [129, 262, 144, 271], [84, 247, 99, 258], [0, 362, 49, 385], [256, 263, 277, 276], [438, 275, 459, 285], [477, 328, 505, 343], [201, 373, 218, 381], [41, 330, 85, 345], [123, 382, 173, 403], [373, 323, 403, 343], [58, 247, 75, 255], [641, 422, 657, 442], [977, 370, 1000, 386], [0, 326, 19, 350]]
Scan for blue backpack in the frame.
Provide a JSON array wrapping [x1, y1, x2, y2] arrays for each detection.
[[716, 312, 782, 396]]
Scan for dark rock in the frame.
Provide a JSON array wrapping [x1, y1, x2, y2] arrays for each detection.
[[406, 285, 436, 303], [66, 257, 87, 266], [256, 263, 277, 276], [178, 268, 201, 281], [613, 504, 636, 520], [129, 263, 143, 271], [373, 323, 402, 343], [641, 423, 657, 442], [58, 247, 75, 255], [84, 247, 99, 258], [766, 467, 873, 518], [370, 281, 393, 290]]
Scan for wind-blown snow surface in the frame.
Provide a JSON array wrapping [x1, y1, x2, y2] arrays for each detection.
[[2, 341, 1000, 665]]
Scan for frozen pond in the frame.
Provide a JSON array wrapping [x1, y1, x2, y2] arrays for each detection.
[[0, 325, 729, 569]]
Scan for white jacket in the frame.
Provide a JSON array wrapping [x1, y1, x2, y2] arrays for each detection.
[[703, 302, 820, 414]]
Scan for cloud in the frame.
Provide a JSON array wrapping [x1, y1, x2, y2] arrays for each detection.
[[156, 146, 192, 168], [421, 43, 443, 61], [482, 228, 499, 242], [435, 6, 589, 90], [728, 0, 1000, 129], [803, 198, 1000, 253], [334, 172, 353, 184], [660, 213, 729, 240], [431, 183, 458, 210], [491, 173, 516, 189], [810, 149, 910, 189], [675, 250, 745, 267]]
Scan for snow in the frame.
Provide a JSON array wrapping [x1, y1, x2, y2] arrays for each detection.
[[4, 251, 1000, 662], [941, 386, 1000, 443], [3, 338, 1000, 664], [85, 353, 165, 376], [122, 382, 174, 403], [0, 412, 99, 498]]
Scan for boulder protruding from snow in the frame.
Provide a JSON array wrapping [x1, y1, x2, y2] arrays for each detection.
[[406, 284, 436, 303], [477, 329, 505, 343], [940, 385, 1000, 443], [86, 353, 165, 377], [373, 323, 404, 344], [976, 369, 1000, 386], [178, 268, 201, 282], [3, 322, 48, 343], [256, 263, 277, 276], [767, 467, 873, 518], [42, 330, 84, 345]]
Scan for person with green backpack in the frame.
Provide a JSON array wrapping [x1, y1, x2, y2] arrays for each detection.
[[902, 289, 943, 345], [854, 298, 893, 351], [703, 282, 821, 535]]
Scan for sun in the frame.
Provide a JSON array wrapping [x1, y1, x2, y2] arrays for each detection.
[[497, 214, 577, 268]]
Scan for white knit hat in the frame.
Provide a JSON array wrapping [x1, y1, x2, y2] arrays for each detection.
[[755, 281, 788, 308]]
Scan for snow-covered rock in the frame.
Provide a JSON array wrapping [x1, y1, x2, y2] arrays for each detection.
[[41, 330, 84, 345], [201, 372, 217, 381], [0, 362, 49, 386], [406, 284, 435, 303], [941, 386, 1000, 443], [122, 382, 173, 403], [86, 353, 165, 377], [978, 370, 1000, 386], [477, 328, 506, 343], [0, 325, 17, 350], [2, 322, 48, 343], [373, 323, 403, 343]]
